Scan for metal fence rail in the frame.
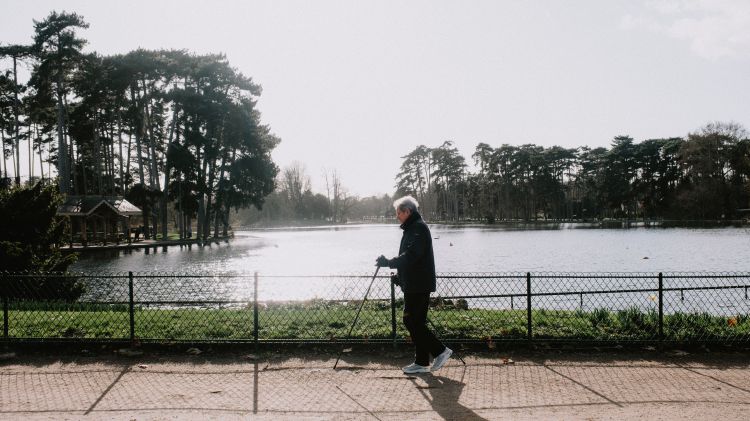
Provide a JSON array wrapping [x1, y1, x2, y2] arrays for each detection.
[[1, 271, 749, 345]]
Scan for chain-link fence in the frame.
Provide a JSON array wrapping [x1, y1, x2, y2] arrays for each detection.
[[1, 271, 749, 344]]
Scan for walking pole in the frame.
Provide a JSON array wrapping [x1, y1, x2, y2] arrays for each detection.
[[333, 266, 381, 370], [427, 317, 466, 365]]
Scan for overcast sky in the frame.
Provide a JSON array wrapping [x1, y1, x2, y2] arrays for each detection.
[[2, 0, 749, 196]]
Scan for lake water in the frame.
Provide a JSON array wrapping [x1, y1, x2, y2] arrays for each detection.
[[69, 224, 750, 314], [72, 223, 750, 274]]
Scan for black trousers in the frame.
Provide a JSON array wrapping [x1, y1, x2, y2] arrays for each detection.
[[403, 292, 446, 366]]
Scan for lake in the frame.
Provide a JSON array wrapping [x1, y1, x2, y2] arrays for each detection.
[[69, 224, 750, 314], [71, 223, 750, 274]]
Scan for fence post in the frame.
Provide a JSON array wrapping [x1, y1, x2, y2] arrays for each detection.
[[390, 274, 397, 349], [2, 294, 7, 340], [658, 272, 664, 342], [2, 273, 8, 340], [128, 271, 135, 343], [0, 271, 10, 340], [254, 272, 259, 351], [526, 272, 532, 341]]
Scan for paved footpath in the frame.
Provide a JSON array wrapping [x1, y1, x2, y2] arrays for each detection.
[[2, 348, 750, 420]]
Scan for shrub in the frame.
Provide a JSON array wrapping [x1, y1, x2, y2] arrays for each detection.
[[0, 183, 82, 300]]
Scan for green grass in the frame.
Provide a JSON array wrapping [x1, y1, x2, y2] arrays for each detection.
[[152, 232, 185, 241], [5, 301, 750, 341]]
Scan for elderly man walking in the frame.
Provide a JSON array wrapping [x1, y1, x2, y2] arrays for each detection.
[[377, 195, 452, 374]]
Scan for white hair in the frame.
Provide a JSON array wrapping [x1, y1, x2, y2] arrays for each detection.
[[393, 195, 419, 212]]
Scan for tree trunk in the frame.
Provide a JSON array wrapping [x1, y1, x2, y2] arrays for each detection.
[[161, 103, 179, 240], [203, 157, 216, 240], [65, 95, 77, 194], [196, 145, 206, 242], [117, 112, 125, 194], [197, 197, 205, 243], [208, 112, 228, 239], [108, 122, 116, 193], [35, 124, 44, 181], [1, 130, 6, 180], [28, 124, 33, 180], [132, 87, 149, 238], [213, 148, 233, 238], [12, 56, 21, 186], [132, 87, 146, 186], [125, 126, 133, 191], [8, 130, 18, 182], [78, 146, 86, 195], [140, 83, 159, 238], [55, 83, 68, 192], [222, 195, 231, 237], [178, 175, 184, 239], [93, 112, 103, 195], [55, 48, 69, 194]]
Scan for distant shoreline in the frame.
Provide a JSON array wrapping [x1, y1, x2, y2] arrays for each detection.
[[61, 235, 233, 255], [238, 218, 749, 230]]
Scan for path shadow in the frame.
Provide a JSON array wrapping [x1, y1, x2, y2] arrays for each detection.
[[412, 367, 489, 421]]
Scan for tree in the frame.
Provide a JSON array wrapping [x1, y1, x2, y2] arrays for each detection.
[[631, 138, 683, 218], [0, 183, 82, 299], [0, 182, 75, 270], [492, 144, 519, 220], [727, 137, 750, 212], [324, 168, 356, 223], [222, 152, 278, 231], [430, 141, 466, 221], [280, 162, 311, 219], [471, 142, 494, 221], [31, 11, 89, 194], [349, 194, 393, 219], [600, 136, 637, 217], [1, 15, 284, 243], [395, 145, 433, 216], [0, 72, 16, 182], [0, 44, 33, 185], [23, 71, 58, 183], [675, 122, 747, 218]]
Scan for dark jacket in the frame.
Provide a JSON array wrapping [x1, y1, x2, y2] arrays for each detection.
[[387, 210, 436, 293]]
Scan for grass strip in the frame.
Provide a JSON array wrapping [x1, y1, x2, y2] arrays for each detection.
[[5, 301, 749, 341]]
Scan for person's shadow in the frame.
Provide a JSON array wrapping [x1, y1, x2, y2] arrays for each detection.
[[411, 368, 489, 421]]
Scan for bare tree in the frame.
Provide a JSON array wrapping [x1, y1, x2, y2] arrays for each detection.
[[281, 162, 311, 218], [323, 168, 356, 223]]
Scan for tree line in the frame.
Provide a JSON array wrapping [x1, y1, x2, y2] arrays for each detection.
[[396, 122, 750, 222], [0, 11, 279, 240], [234, 162, 394, 226]]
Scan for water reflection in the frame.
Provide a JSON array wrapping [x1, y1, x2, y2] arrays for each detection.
[[71, 224, 750, 274]]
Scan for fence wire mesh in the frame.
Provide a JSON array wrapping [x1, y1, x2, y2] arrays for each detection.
[[662, 272, 750, 343], [1, 271, 749, 344], [529, 272, 661, 342]]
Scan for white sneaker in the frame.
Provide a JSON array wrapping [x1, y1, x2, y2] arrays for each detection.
[[402, 363, 430, 374], [431, 348, 453, 372]]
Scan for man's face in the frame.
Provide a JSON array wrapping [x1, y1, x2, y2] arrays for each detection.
[[396, 207, 411, 224]]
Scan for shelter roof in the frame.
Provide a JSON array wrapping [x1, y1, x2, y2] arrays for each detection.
[[57, 196, 142, 217]]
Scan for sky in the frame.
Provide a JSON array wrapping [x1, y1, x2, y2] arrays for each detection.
[[2, 0, 749, 197]]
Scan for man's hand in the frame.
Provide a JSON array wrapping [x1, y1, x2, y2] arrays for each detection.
[[376, 255, 390, 267], [390, 273, 401, 286]]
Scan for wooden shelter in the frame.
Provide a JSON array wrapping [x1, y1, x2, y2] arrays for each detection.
[[57, 196, 142, 247]]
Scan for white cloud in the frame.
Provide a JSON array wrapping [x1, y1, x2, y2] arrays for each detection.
[[622, 0, 750, 60]]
